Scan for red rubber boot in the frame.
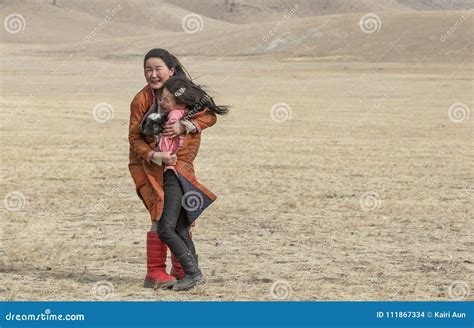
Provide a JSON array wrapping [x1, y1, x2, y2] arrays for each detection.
[[144, 231, 177, 289]]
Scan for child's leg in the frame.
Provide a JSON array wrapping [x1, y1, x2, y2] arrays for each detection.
[[170, 209, 193, 280], [175, 209, 197, 264], [157, 171, 191, 257], [158, 171, 203, 291]]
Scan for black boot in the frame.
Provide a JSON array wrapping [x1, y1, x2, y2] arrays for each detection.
[[188, 244, 199, 267], [173, 251, 204, 291]]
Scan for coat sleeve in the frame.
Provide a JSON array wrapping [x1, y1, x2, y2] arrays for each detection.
[[189, 109, 217, 133], [129, 95, 154, 161]]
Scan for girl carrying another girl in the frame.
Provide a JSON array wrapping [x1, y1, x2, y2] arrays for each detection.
[[129, 49, 221, 290]]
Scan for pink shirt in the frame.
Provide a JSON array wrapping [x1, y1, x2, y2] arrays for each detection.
[[158, 108, 186, 173]]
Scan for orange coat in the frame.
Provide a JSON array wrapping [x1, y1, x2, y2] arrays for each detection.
[[128, 85, 217, 222]]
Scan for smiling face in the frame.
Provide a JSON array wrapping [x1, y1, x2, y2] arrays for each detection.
[[144, 57, 175, 90], [160, 88, 179, 113]]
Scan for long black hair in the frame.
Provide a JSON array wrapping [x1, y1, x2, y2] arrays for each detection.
[[143, 48, 191, 79], [163, 76, 230, 117]]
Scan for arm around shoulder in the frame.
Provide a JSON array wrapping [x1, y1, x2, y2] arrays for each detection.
[[189, 109, 217, 133]]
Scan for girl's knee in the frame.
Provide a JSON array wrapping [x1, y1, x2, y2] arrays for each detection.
[[157, 221, 174, 241], [176, 227, 191, 242]]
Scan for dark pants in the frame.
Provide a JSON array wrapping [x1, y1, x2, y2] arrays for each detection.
[[157, 171, 195, 258]]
